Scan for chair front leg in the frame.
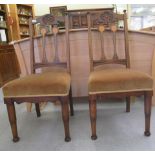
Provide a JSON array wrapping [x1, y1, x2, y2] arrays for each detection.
[[144, 91, 152, 136], [60, 96, 71, 142], [69, 87, 74, 116], [5, 99, 20, 142], [89, 95, 97, 140]]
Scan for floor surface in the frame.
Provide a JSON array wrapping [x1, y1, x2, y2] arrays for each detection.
[[0, 91, 155, 151]]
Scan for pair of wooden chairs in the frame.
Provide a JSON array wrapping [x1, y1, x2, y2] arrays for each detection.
[[2, 10, 153, 142]]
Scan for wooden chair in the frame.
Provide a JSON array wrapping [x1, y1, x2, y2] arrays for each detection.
[[2, 14, 74, 142], [87, 10, 153, 140]]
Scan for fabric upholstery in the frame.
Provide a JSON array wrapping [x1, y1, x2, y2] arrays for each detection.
[[3, 71, 70, 98], [88, 69, 153, 94]]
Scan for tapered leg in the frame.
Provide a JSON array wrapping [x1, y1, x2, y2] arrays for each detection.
[[144, 91, 152, 136], [35, 103, 41, 117], [89, 95, 97, 140], [69, 87, 74, 116], [126, 96, 130, 112], [60, 96, 71, 142], [6, 100, 20, 142]]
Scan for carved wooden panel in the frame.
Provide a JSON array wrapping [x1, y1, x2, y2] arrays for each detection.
[[91, 10, 117, 27]]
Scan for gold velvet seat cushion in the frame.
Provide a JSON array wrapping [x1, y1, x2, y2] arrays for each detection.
[[3, 71, 71, 98], [88, 69, 153, 94]]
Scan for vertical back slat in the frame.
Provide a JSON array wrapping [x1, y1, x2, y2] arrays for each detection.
[[41, 28, 48, 63], [41, 30, 48, 63], [100, 32, 106, 60], [53, 32, 59, 63], [112, 31, 118, 60]]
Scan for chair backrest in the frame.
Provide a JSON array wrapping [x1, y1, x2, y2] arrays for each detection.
[[29, 14, 71, 74], [87, 9, 130, 71]]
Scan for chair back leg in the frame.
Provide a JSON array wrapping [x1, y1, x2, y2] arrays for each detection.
[[126, 96, 130, 112], [35, 103, 41, 117]]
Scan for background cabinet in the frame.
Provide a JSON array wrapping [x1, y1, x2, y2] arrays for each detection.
[[0, 4, 12, 44], [9, 4, 35, 41]]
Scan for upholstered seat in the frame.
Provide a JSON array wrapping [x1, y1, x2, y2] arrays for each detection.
[[3, 71, 70, 98], [89, 69, 153, 94]]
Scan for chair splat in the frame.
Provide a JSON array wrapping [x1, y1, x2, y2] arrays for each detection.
[[111, 24, 118, 60], [87, 9, 129, 70], [52, 26, 59, 63], [98, 25, 106, 60], [29, 14, 69, 71]]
